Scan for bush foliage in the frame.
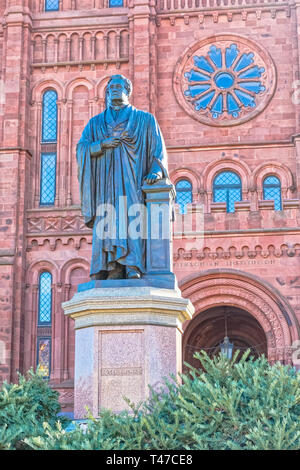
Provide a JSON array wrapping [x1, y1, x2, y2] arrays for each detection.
[[0, 368, 63, 449], [1, 351, 300, 450]]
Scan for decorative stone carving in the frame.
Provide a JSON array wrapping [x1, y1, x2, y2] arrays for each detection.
[[174, 243, 300, 260], [27, 214, 89, 233], [180, 271, 296, 361]]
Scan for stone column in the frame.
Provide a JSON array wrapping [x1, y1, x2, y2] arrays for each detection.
[[63, 286, 194, 419], [128, 0, 156, 111], [142, 178, 176, 288], [0, 3, 32, 382]]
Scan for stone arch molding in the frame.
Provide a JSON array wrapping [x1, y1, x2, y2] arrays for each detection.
[[252, 161, 295, 197], [65, 77, 95, 101], [203, 157, 251, 196], [170, 167, 202, 195], [180, 269, 299, 362], [27, 259, 60, 285], [61, 257, 90, 285], [31, 78, 64, 103]]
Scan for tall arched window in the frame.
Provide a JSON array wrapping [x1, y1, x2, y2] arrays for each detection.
[[175, 179, 193, 214], [37, 272, 52, 379], [213, 171, 242, 213], [45, 0, 59, 11], [38, 272, 52, 325], [263, 175, 282, 211], [40, 90, 57, 206], [42, 90, 57, 143]]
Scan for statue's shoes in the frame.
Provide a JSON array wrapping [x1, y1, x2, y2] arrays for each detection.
[[107, 268, 124, 280], [91, 271, 108, 280], [126, 267, 141, 279]]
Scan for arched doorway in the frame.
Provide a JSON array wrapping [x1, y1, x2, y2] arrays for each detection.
[[180, 269, 299, 368], [183, 306, 268, 370]]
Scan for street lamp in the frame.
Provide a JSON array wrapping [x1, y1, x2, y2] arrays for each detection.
[[220, 308, 234, 359], [220, 336, 234, 359]]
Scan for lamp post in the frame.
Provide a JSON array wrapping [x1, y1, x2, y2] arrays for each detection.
[[220, 308, 234, 359]]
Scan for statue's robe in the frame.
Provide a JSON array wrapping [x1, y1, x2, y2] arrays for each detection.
[[76, 104, 169, 276]]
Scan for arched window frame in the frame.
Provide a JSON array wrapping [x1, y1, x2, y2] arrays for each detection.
[[42, 89, 58, 144], [252, 162, 294, 203], [263, 175, 282, 211], [175, 179, 193, 214], [213, 171, 242, 213]]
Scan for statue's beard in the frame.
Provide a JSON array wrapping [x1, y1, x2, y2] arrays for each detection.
[[108, 96, 129, 109]]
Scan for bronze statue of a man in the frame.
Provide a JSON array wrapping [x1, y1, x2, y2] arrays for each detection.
[[76, 74, 169, 280]]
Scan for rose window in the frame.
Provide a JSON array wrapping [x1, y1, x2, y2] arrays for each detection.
[[174, 35, 276, 126]]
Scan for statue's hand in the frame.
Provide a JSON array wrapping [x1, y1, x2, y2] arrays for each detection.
[[102, 136, 121, 149], [145, 171, 163, 185]]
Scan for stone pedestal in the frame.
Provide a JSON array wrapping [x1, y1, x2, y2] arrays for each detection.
[[62, 285, 194, 419]]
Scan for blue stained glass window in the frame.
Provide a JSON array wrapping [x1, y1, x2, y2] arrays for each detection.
[[213, 171, 242, 213], [184, 43, 266, 120], [214, 72, 234, 89], [225, 44, 239, 68], [38, 272, 52, 325], [263, 175, 282, 211], [37, 337, 51, 379], [42, 90, 57, 143], [109, 0, 123, 6], [175, 179, 192, 214], [45, 0, 59, 11], [40, 152, 56, 205]]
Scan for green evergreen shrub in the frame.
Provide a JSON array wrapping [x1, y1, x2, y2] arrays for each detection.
[[25, 351, 300, 450], [0, 368, 64, 449]]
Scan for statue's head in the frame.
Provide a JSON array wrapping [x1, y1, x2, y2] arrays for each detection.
[[106, 74, 132, 107]]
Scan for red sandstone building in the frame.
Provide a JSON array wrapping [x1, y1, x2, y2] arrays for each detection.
[[1, 0, 300, 413]]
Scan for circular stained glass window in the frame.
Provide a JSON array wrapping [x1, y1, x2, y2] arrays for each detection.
[[174, 35, 276, 127]]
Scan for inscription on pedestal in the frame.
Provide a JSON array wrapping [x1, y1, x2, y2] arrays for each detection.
[[101, 367, 143, 376], [99, 330, 144, 413]]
